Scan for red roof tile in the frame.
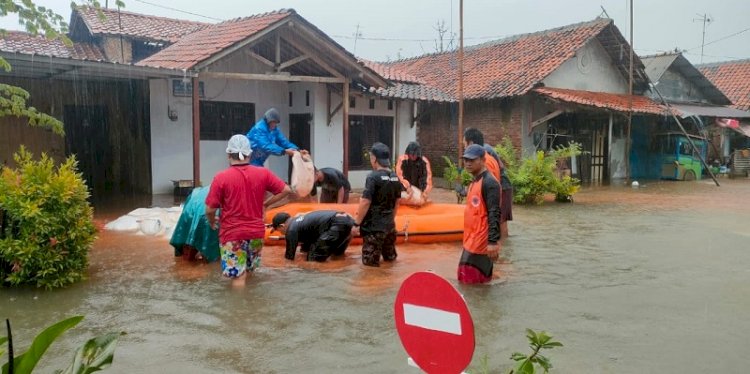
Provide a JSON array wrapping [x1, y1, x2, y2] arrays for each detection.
[[360, 59, 424, 84], [136, 10, 291, 70], [386, 18, 615, 100], [0, 31, 106, 61], [699, 59, 750, 111], [74, 6, 210, 43], [534, 87, 668, 115]]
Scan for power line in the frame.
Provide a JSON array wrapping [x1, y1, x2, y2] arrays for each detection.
[[330, 33, 510, 42], [131, 0, 224, 21], [686, 26, 750, 51]]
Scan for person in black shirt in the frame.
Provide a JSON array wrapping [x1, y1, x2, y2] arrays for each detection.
[[310, 167, 351, 203], [354, 142, 403, 267], [272, 210, 355, 262]]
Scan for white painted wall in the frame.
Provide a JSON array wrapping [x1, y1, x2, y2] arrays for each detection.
[[543, 40, 628, 94], [149, 45, 413, 193]]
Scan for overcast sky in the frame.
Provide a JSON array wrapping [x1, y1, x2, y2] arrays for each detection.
[[2, 0, 748, 65]]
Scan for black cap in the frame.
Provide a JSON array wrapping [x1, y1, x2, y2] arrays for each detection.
[[370, 142, 391, 167], [462, 144, 486, 160], [271, 212, 291, 231]]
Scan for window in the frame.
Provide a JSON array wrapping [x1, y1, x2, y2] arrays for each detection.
[[348, 115, 394, 170], [172, 80, 205, 98], [349, 96, 356, 108], [199, 101, 255, 141], [388, 100, 394, 110], [289, 91, 293, 107], [369, 99, 375, 109], [306, 90, 310, 106]]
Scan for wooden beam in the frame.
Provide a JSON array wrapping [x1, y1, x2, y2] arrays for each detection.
[[328, 101, 343, 126], [280, 33, 344, 78], [277, 54, 309, 71], [246, 50, 274, 67], [192, 76, 201, 189], [200, 71, 345, 83], [195, 20, 290, 70], [343, 80, 350, 177], [530, 109, 564, 130], [275, 33, 281, 65]]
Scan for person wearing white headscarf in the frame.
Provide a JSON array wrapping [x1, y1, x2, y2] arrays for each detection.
[[204, 134, 293, 286]]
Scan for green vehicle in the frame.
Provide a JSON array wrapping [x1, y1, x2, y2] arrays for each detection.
[[654, 132, 707, 181]]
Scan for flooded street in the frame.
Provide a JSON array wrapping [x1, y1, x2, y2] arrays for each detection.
[[2, 179, 750, 373]]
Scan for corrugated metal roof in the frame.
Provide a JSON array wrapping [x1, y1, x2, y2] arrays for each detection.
[[642, 52, 730, 105]]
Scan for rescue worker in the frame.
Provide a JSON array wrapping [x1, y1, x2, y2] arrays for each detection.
[[310, 167, 351, 203], [463, 127, 513, 238], [395, 141, 433, 206], [272, 210, 355, 262], [246, 108, 302, 166], [457, 144, 501, 284]]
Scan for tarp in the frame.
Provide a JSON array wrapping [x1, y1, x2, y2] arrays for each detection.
[[716, 118, 750, 138]]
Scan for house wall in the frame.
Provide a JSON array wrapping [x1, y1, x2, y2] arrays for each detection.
[[417, 98, 524, 177], [149, 52, 414, 193], [1, 77, 152, 196], [646, 68, 711, 104], [543, 39, 628, 94]]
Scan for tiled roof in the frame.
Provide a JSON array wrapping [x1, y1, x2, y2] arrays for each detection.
[[386, 18, 614, 100], [73, 6, 210, 43], [370, 83, 454, 102], [0, 31, 106, 61], [136, 10, 291, 70], [534, 87, 668, 115], [698, 59, 750, 111], [360, 59, 423, 84]]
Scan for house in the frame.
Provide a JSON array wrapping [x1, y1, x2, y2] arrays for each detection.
[[381, 18, 674, 183], [2, 7, 417, 198], [698, 59, 750, 150], [641, 53, 750, 167]]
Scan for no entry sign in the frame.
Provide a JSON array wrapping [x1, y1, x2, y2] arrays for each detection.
[[394, 272, 475, 374]]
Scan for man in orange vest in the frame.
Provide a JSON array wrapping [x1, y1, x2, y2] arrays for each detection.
[[457, 144, 501, 284]]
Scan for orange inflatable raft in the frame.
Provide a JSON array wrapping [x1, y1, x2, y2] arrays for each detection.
[[263, 203, 464, 246]]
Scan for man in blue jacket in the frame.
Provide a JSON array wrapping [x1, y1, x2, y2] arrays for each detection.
[[246, 108, 300, 166]]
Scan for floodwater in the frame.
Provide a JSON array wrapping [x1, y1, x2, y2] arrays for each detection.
[[2, 179, 750, 373]]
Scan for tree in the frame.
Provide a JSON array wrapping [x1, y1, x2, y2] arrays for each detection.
[[433, 19, 456, 53], [0, 1, 124, 135]]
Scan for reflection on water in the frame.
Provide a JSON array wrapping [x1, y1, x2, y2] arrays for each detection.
[[2, 179, 750, 373]]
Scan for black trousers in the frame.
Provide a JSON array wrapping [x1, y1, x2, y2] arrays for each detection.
[[305, 214, 355, 262]]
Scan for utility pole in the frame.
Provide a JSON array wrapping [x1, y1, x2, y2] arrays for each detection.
[[625, 0, 634, 183], [457, 0, 464, 165], [693, 13, 713, 64]]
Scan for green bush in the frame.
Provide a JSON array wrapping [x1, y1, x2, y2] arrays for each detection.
[[0, 147, 96, 289], [494, 138, 583, 204], [442, 156, 473, 203]]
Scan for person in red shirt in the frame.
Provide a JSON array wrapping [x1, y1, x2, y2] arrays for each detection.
[[458, 144, 501, 284], [205, 135, 292, 285]]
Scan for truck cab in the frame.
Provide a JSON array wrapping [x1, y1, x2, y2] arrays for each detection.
[[654, 133, 707, 181]]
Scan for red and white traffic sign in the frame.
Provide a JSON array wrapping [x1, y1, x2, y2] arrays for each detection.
[[394, 271, 475, 374]]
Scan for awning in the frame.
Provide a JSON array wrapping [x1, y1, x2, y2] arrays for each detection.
[[533, 87, 668, 115], [673, 104, 750, 119]]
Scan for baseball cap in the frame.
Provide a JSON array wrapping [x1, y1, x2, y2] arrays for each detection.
[[271, 212, 291, 231], [370, 142, 391, 167], [462, 144, 486, 160]]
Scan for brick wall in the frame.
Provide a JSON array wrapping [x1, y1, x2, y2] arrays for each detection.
[[417, 97, 524, 177]]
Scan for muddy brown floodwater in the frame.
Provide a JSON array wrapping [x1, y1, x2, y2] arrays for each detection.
[[2, 179, 750, 373]]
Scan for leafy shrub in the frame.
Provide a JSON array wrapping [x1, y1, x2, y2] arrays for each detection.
[[494, 137, 583, 204], [442, 156, 473, 203], [2, 315, 123, 374], [0, 147, 96, 289]]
